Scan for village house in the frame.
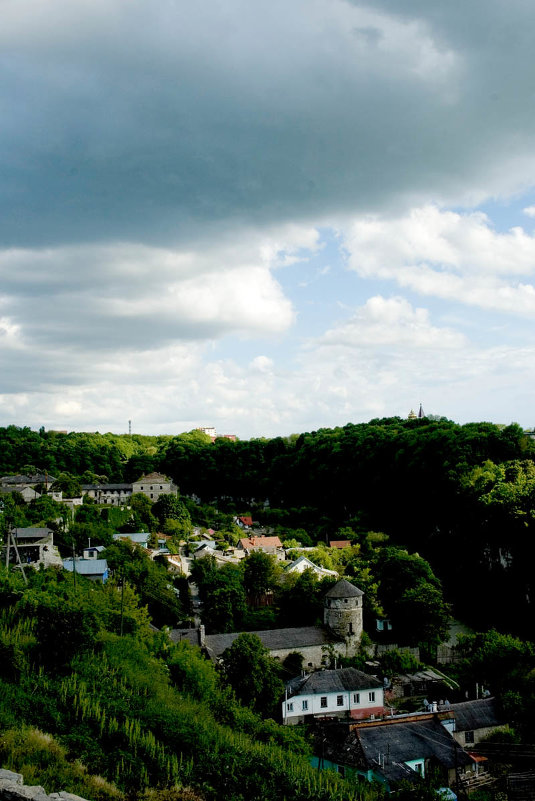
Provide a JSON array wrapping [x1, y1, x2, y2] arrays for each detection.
[[284, 554, 338, 580], [82, 472, 177, 506], [0, 485, 41, 504], [386, 667, 454, 701], [5, 527, 61, 567], [235, 515, 254, 529], [283, 667, 385, 724], [63, 557, 109, 583], [131, 472, 177, 501], [442, 698, 507, 748], [113, 532, 151, 549], [237, 535, 284, 559], [0, 472, 56, 491], [82, 483, 133, 505], [313, 713, 475, 791], [170, 623, 347, 670], [83, 545, 105, 559]]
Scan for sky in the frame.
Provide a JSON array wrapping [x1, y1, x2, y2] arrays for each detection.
[[2, 0, 535, 439]]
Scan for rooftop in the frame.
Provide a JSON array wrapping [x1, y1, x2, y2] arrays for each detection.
[[204, 625, 341, 658], [63, 558, 108, 575], [287, 667, 382, 698], [446, 698, 503, 731], [324, 579, 363, 598]]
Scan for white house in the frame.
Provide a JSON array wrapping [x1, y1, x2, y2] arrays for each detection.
[[285, 554, 338, 580], [283, 667, 386, 724]]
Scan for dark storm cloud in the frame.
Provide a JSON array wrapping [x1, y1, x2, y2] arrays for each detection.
[[2, 0, 535, 248]]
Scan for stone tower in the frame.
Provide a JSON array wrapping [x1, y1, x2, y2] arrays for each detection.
[[324, 579, 363, 656]]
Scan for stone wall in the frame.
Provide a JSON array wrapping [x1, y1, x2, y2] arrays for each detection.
[[0, 770, 88, 801]]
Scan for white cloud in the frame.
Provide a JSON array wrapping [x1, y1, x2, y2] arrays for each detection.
[[0, 225, 320, 366], [343, 206, 535, 316], [315, 295, 466, 349], [524, 206, 535, 218]]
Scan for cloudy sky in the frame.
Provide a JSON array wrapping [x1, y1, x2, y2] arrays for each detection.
[[2, 0, 535, 438]]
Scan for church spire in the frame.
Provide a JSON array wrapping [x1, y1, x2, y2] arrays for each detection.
[[418, 403, 425, 418]]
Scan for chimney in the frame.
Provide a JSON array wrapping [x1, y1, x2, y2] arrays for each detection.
[[198, 624, 206, 648]]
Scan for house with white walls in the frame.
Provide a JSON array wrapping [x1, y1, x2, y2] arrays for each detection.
[[282, 667, 385, 724]]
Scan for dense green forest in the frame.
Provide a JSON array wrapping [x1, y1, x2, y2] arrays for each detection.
[[1, 419, 534, 634]]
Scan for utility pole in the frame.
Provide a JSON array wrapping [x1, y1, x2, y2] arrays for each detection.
[[6, 528, 27, 584]]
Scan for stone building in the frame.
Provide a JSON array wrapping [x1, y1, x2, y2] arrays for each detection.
[[131, 472, 177, 501], [324, 578, 363, 655], [170, 578, 365, 670]]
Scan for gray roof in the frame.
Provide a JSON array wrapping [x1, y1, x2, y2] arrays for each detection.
[[395, 668, 449, 684], [288, 667, 382, 698], [205, 625, 340, 657], [63, 558, 108, 575], [324, 579, 363, 598], [448, 698, 503, 732], [169, 629, 202, 647], [82, 483, 132, 491], [12, 527, 53, 539], [323, 717, 472, 785], [113, 532, 149, 543], [357, 718, 473, 774], [1, 473, 55, 485]]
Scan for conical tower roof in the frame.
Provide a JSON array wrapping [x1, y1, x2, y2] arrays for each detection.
[[324, 578, 363, 598]]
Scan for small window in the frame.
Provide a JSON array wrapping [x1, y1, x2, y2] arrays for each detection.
[[308, 662, 313, 667], [160, 485, 163, 489], [150, 485, 153, 490], [302, 700, 308, 711], [320, 697, 328, 708], [344, 599, 348, 603], [150, 493, 154, 499], [465, 731, 474, 744], [337, 695, 344, 706], [287, 703, 293, 712], [353, 693, 360, 704], [369, 692, 375, 702], [414, 763, 424, 775]]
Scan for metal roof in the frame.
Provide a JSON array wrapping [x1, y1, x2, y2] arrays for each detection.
[[63, 558, 108, 575]]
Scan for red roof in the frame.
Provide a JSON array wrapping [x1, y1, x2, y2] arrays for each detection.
[[239, 516, 254, 526], [329, 540, 351, 549], [239, 536, 282, 550]]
